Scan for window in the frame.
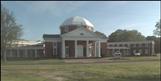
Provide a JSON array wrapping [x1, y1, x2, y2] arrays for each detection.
[[145, 44, 148, 47], [53, 42, 57, 48], [133, 44, 136, 47], [142, 43, 145, 47], [139, 49, 142, 54], [125, 44, 128, 47], [80, 33, 84, 35], [145, 49, 148, 54], [119, 44, 122, 47], [133, 50, 135, 53], [53, 48, 57, 56], [109, 44, 113, 47]]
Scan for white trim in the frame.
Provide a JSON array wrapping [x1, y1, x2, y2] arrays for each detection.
[[56, 42, 57, 56], [95, 41, 97, 57], [63, 37, 101, 41], [61, 27, 100, 38], [62, 39, 65, 58]]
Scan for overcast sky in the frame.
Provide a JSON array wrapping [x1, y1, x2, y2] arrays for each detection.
[[1, 1, 160, 41]]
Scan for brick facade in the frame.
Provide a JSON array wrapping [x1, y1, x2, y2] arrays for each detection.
[[44, 42, 54, 58], [107, 41, 155, 56]]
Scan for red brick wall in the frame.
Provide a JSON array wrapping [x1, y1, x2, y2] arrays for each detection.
[[101, 42, 107, 57], [44, 42, 53, 57], [65, 40, 75, 58]]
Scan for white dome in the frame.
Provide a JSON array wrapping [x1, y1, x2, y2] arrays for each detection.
[[60, 16, 94, 27]]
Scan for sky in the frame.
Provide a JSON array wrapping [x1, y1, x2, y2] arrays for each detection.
[[1, 1, 160, 41]]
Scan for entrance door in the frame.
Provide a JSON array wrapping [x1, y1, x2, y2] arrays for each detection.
[[77, 45, 84, 57]]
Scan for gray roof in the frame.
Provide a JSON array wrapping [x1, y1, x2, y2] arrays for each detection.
[[8, 43, 44, 49], [43, 34, 60, 38], [60, 16, 94, 27]]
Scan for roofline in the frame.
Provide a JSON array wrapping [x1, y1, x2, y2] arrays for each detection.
[[43, 34, 60, 38], [107, 41, 154, 44]]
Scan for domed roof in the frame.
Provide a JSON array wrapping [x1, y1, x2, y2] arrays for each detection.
[[60, 16, 94, 27]]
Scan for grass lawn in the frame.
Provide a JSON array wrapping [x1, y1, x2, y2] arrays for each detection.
[[1, 55, 160, 81]]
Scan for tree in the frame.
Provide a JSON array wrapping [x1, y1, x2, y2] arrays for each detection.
[[146, 36, 160, 54], [108, 29, 145, 42], [146, 36, 157, 40], [1, 6, 23, 62], [153, 19, 161, 37], [95, 31, 107, 39]]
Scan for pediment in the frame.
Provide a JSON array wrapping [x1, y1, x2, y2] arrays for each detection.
[[61, 28, 99, 38]]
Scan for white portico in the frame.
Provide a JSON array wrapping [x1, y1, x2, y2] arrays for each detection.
[[61, 27, 106, 58]]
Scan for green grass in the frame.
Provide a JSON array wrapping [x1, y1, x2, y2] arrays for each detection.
[[1, 55, 160, 81]]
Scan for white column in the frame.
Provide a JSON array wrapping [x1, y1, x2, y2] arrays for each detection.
[[35, 49, 37, 58], [56, 42, 57, 56], [86, 40, 89, 57], [62, 39, 65, 58], [152, 41, 155, 55], [98, 41, 101, 57], [75, 40, 77, 58], [95, 41, 97, 57], [43, 43, 45, 57]]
